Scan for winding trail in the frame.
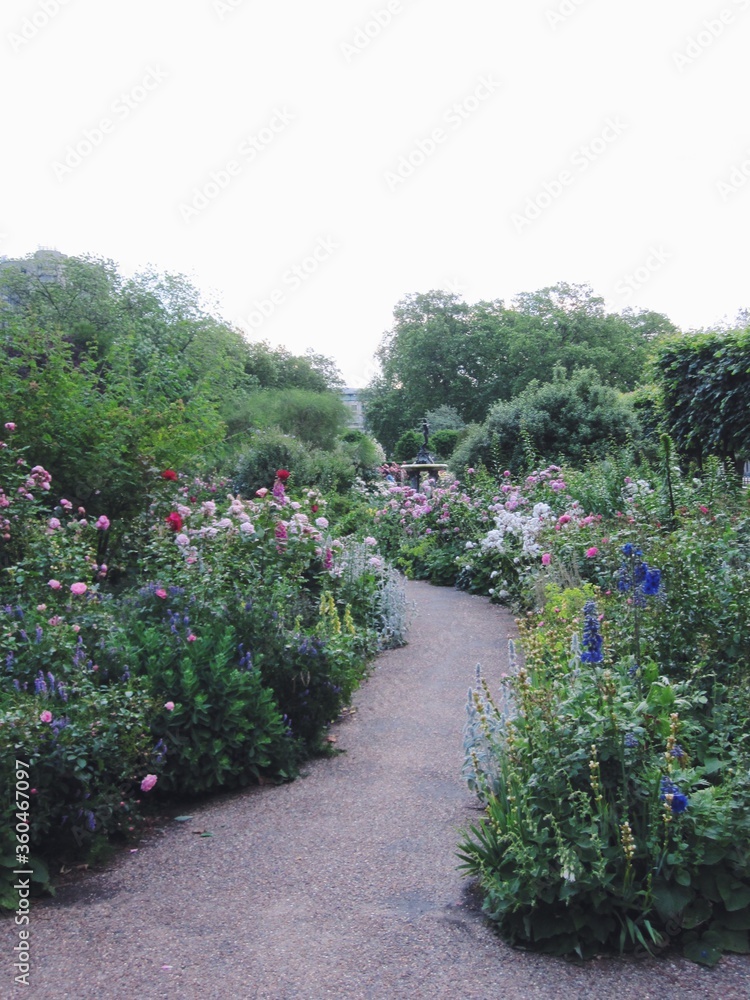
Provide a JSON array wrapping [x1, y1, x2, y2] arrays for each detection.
[[4, 581, 750, 999]]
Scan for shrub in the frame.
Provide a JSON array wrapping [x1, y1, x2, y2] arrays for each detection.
[[460, 596, 750, 965]]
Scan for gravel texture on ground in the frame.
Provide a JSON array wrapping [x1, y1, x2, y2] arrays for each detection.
[[3, 579, 750, 999]]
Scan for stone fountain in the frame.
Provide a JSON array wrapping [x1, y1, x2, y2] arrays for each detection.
[[399, 419, 448, 492]]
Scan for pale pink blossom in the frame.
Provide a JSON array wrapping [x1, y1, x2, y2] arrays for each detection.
[[95, 515, 110, 531], [541, 553, 551, 566], [48, 616, 63, 626], [140, 774, 158, 792], [48, 579, 62, 590], [315, 516, 329, 529], [164, 701, 175, 711], [255, 488, 268, 497], [4, 422, 16, 431], [70, 582, 88, 596], [40, 710, 52, 723], [48, 517, 62, 531]]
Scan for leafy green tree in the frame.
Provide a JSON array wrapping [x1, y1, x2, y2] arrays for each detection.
[[365, 284, 671, 453]]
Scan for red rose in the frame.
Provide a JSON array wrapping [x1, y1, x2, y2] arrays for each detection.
[[161, 470, 178, 481], [165, 512, 183, 532], [275, 469, 290, 482]]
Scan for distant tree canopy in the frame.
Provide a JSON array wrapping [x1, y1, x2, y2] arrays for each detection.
[[451, 367, 643, 474], [652, 327, 750, 476], [363, 284, 675, 455], [0, 250, 345, 513]]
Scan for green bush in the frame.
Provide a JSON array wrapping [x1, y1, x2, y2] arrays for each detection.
[[460, 598, 750, 965], [232, 429, 308, 495], [393, 430, 422, 462], [136, 620, 298, 794], [431, 428, 460, 459]]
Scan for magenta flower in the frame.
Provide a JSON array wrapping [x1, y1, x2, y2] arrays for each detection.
[[154, 588, 167, 600], [48, 517, 61, 531], [585, 547, 599, 558], [70, 582, 88, 596], [186, 634, 197, 642], [48, 579, 62, 590], [140, 774, 158, 792], [4, 422, 16, 431], [95, 515, 111, 531], [541, 553, 551, 566], [40, 710, 53, 724]]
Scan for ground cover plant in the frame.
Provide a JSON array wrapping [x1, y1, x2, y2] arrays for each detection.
[[0, 425, 404, 908]]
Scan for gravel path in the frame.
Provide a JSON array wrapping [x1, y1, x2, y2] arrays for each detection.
[[4, 579, 750, 999]]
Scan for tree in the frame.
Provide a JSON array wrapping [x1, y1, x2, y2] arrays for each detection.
[[365, 284, 669, 455]]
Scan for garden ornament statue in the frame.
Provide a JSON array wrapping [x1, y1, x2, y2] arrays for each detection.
[[401, 417, 448, 490]]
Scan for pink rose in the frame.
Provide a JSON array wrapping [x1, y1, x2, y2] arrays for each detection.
[[95, 515, 111, 531], [186, 634, 197, 642], [48, 517, 61, 530], [40, 710, 53, 724], [164, 701, 175, 711], [140, 774, 158, 792], [557, 514, 571, 525], [155, 588, 167, 599], [70, 582, 87, 596], [541, 553, 551, 566], [255, 488, 268, 497], [48, 579, 61, 590], [585, 547, 599, 558], [4, 422, 16, 431]]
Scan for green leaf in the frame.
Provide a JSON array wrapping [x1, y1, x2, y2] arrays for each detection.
[[716, 873, 750, 912], [683, 939, 722, 967]]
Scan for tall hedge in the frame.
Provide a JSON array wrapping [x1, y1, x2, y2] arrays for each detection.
[[653, 329, 750, 475]]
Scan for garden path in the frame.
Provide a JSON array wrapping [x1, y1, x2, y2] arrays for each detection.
[[4, 580, 750, 999]]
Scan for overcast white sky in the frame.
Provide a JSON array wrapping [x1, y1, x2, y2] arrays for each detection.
[[2, 0, 749, 385]]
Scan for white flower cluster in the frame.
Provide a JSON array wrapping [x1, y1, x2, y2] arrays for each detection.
[[479, 502, 552, 558]]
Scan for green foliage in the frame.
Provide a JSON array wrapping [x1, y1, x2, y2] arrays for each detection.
[[232, 430, 309, 495], [137, 621, 297, 794], [452, 368, 643, 474], [224, 388, 350, 451], [365, 284, 670, 452], [653, 328, 750, 475], [0, 251, 346, 513], [431, 429, 460, 459], [460, 605, 750, 963], [393, 430, 422, 462]]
